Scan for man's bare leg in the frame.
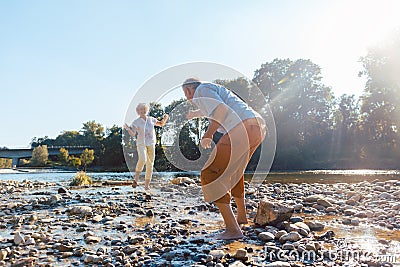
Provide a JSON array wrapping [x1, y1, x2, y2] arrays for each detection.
[[214, 202, 243, 240], [234, 197, 248, 225]]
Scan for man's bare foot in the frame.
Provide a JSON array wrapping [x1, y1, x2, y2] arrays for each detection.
[[215, 230, 243, 240], [144, 186, 150, 191], [132, 180, 138, 189]]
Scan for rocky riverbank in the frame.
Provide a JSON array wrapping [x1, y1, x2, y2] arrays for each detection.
[[0, 177, 399, 266]]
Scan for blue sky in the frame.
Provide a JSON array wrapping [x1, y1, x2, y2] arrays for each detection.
[[1, 0, 399, 148]]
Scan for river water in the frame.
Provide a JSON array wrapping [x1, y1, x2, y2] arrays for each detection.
[[1, 169, 399, 184]]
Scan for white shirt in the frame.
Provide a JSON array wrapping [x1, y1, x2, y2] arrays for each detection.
[[192, 82, 260, 134], [131, 116, 157, 146]]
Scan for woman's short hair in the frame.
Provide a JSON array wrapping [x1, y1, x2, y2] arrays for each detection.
[[136, 103, 150, 113]]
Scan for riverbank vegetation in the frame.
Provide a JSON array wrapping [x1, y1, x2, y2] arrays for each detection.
[[23, 32, 400, 171]]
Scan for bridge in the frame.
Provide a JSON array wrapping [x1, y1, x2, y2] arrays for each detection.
[[0, 146, 91, 167]]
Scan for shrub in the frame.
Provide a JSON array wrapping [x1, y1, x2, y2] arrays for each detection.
[[70, 171, 92, 186]]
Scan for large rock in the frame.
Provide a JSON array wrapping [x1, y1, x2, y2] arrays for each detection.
[[254, 200, 294, 226]]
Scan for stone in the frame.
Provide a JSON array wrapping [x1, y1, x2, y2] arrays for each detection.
[[14, 232, 25, 245], [0, 249, 7, 261], [344, 209, 358, 216], [58, 187, 69, 194], [305, 221, 325, 231], [59, 244, 74, 252], [209, 250, 225, 260], [145, 210, 154, 217], [254, 200, 294, 226], [305, 243, 316, 251], [279, 231, 302, 243], [83, 254, 95, 263], [293, 204, 303, 211], [84, 236, 101, 243], [10, 257, 36, 267], [69, 205, 92, 215], [233, 248, 248, 261], [92, 215, 103, 222], [374, 186, 386, 192], [50, 194, 62, 203], [171, 177, 195, 185], [282, 243, 295, 250], [326, 207, 337, 213], [275, 230, 287, 240], [24, 236, 35, 245], [258, 232, 275, 242], [317, 198, 333, 207], [294, 222, 310, 233], [127, 235, 145, 245]]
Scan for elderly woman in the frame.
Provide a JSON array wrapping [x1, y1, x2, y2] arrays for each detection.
[[182, 78, 266, 240], [124, 103, 168, 190]]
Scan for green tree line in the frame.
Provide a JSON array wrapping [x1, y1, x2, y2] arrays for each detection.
[[30, 121, 124, 169], [30, 32, 400, 170]]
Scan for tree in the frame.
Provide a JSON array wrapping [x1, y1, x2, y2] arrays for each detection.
[[166, 98, 209, 147], [81, 121, 105, 165], [80, 148, 94, 171], [54, 131, 84, 146], [0, 158, 12, 168], [31, 145, 49, 167], [68, 156, 81, 168], [331, 94, 361, 166], [253, 58, 335, 169], [31, 136, 54, 148], [359, 31, 400, 167], [58, 148, 69, 165], [103, 125, 125, 167]]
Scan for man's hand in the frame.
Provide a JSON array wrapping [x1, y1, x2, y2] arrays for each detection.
[[123, 123, 130, 130], [200, 137, 213, 149]]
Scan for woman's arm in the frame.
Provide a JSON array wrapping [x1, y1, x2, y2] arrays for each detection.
[[186, 109, 204, 120], [123, 123, 137, 137], [155, 114, 169, 127]]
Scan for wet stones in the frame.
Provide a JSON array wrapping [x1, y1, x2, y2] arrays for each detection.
[[258, 232, 275, 242], [68, 205, 93, 215], [279, 231, 302, 243]]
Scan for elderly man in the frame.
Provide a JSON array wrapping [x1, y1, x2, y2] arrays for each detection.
[[182, 78, 266, 240]]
